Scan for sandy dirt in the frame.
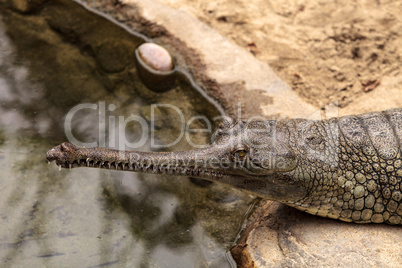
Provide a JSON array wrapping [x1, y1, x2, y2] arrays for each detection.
[[158, 0, 401, 109]]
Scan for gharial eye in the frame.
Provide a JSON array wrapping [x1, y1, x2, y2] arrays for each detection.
[[232, 148, 249, 160]]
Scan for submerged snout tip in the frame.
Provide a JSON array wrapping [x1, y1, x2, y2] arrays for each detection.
[[46, 146, 61, 162], [46, 142, 74, 162]]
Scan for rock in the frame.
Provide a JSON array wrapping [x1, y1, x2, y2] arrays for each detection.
[[232, 201, 402, 267], [135, 42, 176, 92], [137, 42, 174, 72], [95, 40, 130, 73], [189, 177, 214, 187], [139, 104, 164, 129], [8, 0, 45, 13]]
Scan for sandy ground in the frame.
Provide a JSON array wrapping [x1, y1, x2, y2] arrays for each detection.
[[158, 0, 401, 109]]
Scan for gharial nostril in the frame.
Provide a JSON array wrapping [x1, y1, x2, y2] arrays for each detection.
[[46, 145, 64, 162], [46, 149, 55, 161]]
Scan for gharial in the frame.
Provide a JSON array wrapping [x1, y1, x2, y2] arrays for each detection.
[[47, 108, 402, 225]]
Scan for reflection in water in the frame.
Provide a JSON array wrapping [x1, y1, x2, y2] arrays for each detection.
[[0, 1, 255, 267]]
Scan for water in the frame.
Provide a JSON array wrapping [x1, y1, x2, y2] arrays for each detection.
[[0, 1, 255, 267]]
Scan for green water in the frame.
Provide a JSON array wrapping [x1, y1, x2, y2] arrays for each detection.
[[0, 1, 254, 267]]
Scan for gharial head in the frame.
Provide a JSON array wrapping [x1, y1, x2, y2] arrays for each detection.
[[202, 118, 298, 176], [47, 118, 308, 203]]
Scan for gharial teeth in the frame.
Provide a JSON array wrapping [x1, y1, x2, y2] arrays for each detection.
[[48, 161, 50, 165], [69, 163, 72, 169], [58, 165, 61, 171]]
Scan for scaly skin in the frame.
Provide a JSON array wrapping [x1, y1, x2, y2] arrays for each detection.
[[47, 108, 402, 224]]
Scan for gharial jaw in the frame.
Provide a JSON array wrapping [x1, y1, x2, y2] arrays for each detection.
[[46, 142, 307, 203]]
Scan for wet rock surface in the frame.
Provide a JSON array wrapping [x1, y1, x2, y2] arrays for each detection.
[[95, 39, 131, 73], [0, 0, 254, 266]]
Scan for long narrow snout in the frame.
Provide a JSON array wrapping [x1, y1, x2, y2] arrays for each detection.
[[46, 142, 228, 178], [46, 142, 307, 202]]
